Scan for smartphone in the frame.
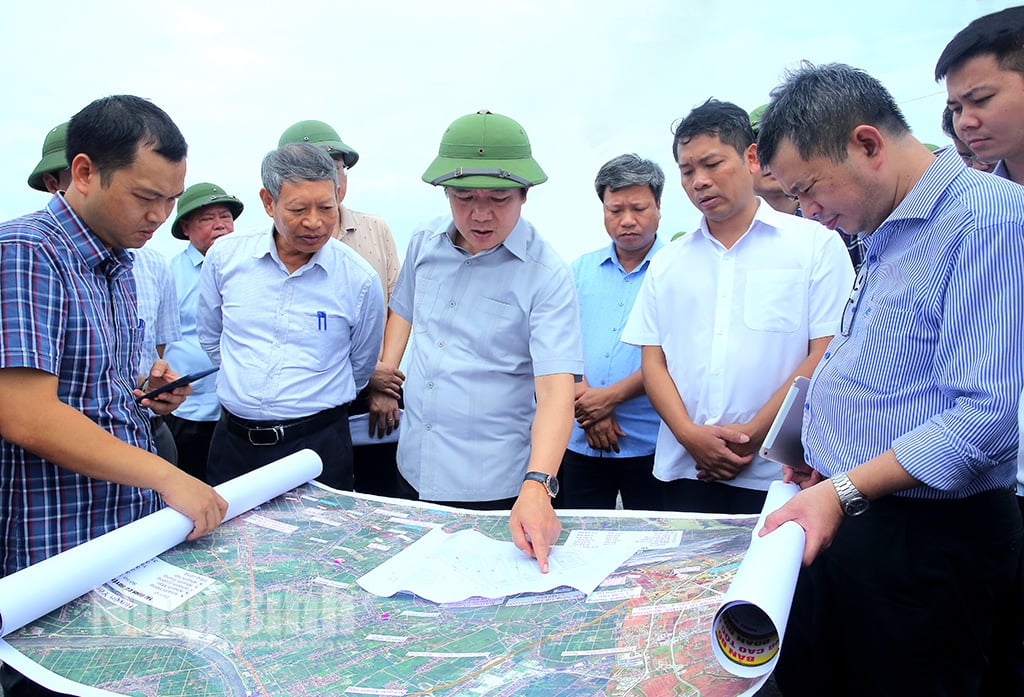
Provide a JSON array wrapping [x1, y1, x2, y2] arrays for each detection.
[[135, 366, 219, 404]]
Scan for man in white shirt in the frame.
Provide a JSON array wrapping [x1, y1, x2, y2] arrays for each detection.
[[197, 143, 385, 489], [622, 99, 854, 513]]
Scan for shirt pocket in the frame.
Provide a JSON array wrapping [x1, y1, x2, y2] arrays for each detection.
[[744, 270, 805, 333], [286, 311, 340, 373], [473, 296, 522, 362]]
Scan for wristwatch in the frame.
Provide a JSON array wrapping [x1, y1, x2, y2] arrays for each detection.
[[523, 471, 560, 498], [830, 472, 870, 516]]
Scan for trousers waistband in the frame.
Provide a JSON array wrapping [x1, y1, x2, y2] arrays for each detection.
[[223, 404, 348, 446]]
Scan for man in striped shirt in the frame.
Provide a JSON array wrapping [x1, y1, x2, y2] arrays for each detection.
[[758, 63, 1024, 695]]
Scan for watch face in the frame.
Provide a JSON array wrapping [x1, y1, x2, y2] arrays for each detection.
[[547, 475, 560, 498], [845, 497, 870, 516]]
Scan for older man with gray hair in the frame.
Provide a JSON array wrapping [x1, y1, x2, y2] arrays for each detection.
[[197, 143, 385, 489], [558, 154, 667, 510]]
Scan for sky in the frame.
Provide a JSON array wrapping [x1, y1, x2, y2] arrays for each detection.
[[0, 0, 1016, 264]]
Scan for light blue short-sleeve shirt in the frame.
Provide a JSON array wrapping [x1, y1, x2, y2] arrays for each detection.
[[567, 239, 663, 458], [390, 216, 584, 501]]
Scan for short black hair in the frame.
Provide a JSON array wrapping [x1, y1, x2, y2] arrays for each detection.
[[671, 99, 754, 163], [65, 95, 187, 186], [935, 6, 1024, 80], [757, 62, 910, 167]]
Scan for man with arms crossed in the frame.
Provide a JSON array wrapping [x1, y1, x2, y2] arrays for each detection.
[[371, 111, 583, 572], [0, 95, 227, 696], [759, 62, 1024, 695]]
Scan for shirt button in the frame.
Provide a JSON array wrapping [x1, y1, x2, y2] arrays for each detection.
[[618, 301, 624, 307], [427, 381, 434, 389], [449, 301, 456, 308], [465, 260, 471, 265], [824, 352, 830, 359], [438, 340, 446, 348], [713, 369, 721, 376], [425, 424, 432, 431]]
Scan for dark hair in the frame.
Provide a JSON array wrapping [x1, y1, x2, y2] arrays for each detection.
[[261, 143, 338, 200], [935, 6, 1024, 80], [757, 62, 910, 167], [941, 106, 956, 139], [64, 95, 187, 186], [671, 99, 754, 163], [594, 153, 665, 202]]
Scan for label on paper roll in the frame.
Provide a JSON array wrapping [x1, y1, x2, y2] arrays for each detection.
[[713, 603, 780, 667]]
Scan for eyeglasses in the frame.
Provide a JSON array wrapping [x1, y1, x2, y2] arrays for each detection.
[[840, 262, 869, 337]]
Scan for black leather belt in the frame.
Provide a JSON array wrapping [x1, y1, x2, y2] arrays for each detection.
[[223, 405, 348, 446]]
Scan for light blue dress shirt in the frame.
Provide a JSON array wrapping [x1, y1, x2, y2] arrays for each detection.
[[804, 148, 1024, 498], [567, 239, 663, 458], [389, 216, 584, 501], [129, 246, 180, 371], [197, 229, 385, 421], [164, 244, 220, 422]]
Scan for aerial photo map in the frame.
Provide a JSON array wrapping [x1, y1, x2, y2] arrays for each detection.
[[4, 484, 762, 696]]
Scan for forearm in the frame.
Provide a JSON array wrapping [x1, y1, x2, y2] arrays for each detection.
[[641, 345, 694, 443], [525, 373, 575, 476], [380, 313, 412, 370], [3, 395, 179, 492], [845, 449, 923, 501]]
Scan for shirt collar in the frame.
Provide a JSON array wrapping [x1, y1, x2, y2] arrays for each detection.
[[185, 243, 205, 267], [339, 205, 357, 233], [600, 236, 664, 273], [441, 215, 532, 261], [993, 160, 1011, 181], [260, 226, 328, 273], [883, 146, 964, 225]]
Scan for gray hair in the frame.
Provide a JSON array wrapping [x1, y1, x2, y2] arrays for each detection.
[[261, 142, 338, 200], [757, 62, 911, 168], [594, 153, 665, 202]]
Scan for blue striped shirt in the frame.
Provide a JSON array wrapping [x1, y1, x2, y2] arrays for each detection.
[[803, 148, 1024, 499], [568, 239, 663, 457], [0, 195, 162, 575]]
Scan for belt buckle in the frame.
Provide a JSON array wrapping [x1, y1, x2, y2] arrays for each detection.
[[248, 424, 284, 446]]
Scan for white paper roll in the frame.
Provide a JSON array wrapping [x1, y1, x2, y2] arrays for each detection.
[[711, 480, 805, 680], [0, 449, 323, 636]]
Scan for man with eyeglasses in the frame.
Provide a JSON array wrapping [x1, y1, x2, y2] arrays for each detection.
[[758, 62, 1024, 696]]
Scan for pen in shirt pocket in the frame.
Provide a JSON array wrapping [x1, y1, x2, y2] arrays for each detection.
[[317, 311, 327, 331]]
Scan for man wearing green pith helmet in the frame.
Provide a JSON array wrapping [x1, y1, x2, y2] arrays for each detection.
[[370, 110, 584, 573]]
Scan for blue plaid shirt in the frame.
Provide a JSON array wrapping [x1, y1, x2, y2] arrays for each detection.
[[0, 194, 162, 575]]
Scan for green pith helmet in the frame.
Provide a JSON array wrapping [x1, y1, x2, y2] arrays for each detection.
[[748, 104, 769, 135], [421, 110, 547, 189], [28, 122, 70, 192], [171, 182, 244, 240], [278, 120, 359, 168]]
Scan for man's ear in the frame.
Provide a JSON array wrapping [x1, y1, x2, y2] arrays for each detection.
[[259, 188, 275, 216], [69, 153, 96, 196], [850, 125, 885, 162]]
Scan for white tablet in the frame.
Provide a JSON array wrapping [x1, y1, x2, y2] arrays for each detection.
[[759, 376, 810, 468]]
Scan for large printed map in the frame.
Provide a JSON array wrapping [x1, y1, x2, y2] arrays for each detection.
[[5, 485, 762, 696]]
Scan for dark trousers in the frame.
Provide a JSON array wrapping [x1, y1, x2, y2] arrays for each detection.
[[662, 477, 768, 514], [349, 389, 400, 498], [775, 488, 1023, 697], [207, 407, 354, 490], [395, 472, 518, 510], [150, 416, 178, 466], [164, 413, 216, 483], [555, 450, 665, 510]]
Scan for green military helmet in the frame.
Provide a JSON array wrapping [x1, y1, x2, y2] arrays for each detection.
[[422, 110, 547, 189], [278, 120, 359, 168], [28, 122, 70, 192], [748, 104, 769, 135], [171, 182, 244, 240]]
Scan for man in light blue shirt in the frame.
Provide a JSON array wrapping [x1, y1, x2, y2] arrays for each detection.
[[164, 182, 243, 482], [759, 62, 1024, 696], [198, 144, 385, 490], [560, 154, 665, 511], [371, 111, 583, 573]]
